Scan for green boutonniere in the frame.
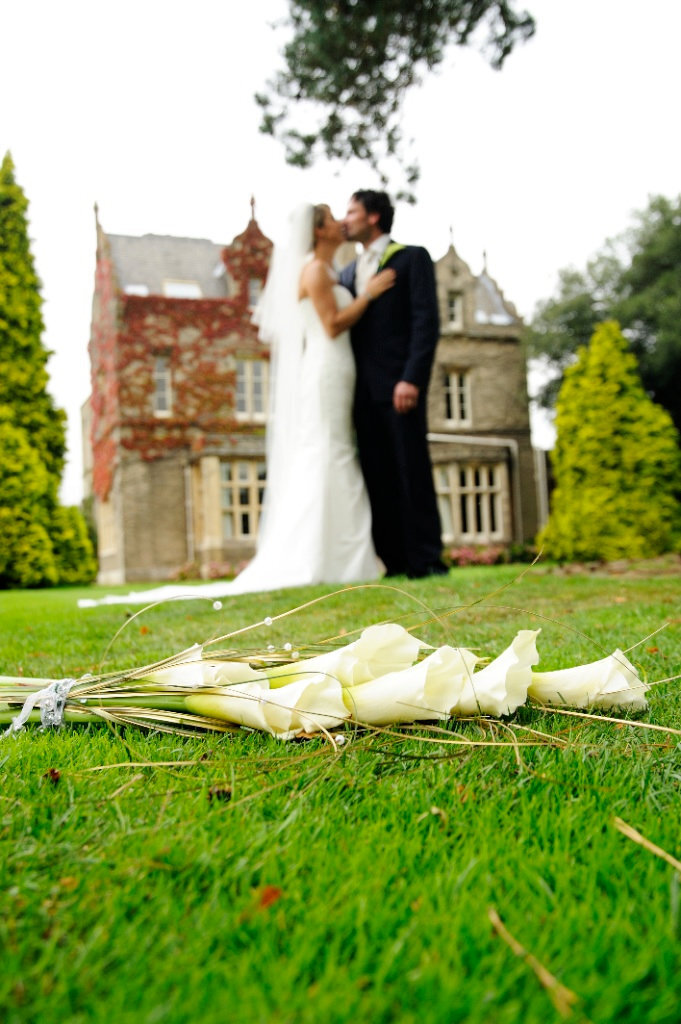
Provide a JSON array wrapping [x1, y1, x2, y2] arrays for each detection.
[[378, 242, 406, 269]]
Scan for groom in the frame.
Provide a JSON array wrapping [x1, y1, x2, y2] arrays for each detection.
[[340, 190, 447, 579]]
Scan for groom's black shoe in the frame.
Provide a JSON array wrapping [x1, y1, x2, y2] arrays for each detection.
[[407, 561, 449, 580]]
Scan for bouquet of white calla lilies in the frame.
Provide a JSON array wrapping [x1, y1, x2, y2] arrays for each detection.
[[1, 622, 651, 742]]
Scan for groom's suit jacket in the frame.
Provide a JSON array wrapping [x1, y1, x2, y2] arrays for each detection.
[[339, 242, 440, 401], [339, 242, 443, 577]]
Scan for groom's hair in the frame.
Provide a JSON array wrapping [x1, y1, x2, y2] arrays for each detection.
[[352, 190, 394, 233]]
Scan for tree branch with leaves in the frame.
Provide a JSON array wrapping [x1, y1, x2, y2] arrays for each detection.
[[256, 0, 535, 199]]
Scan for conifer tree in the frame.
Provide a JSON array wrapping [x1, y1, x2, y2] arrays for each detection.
[[0, 152, 96, 586], [0, 152, 66, 491], [539, 321, 681, 562]]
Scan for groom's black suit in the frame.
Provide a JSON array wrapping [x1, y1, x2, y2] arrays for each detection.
[[340, 243, 445, 577]]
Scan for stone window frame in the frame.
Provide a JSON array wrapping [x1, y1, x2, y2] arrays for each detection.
[[248, 277, 263, 308], [235, 358, 269, 422], [220, 459, 267, 540], [446, 290, 463, 330], [162, 279, 203, 299], [434, 461, 505, 544], [443, 368, 472, 426], [152, 353, 173, 417]]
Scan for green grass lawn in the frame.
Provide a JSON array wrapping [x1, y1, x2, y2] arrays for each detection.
[[1, 561, 681, 1023]]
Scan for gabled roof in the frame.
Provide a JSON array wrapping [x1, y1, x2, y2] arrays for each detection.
[[107, 233, 229, 299], [474, 270, 520, 327], [435, 244, 521, 329]]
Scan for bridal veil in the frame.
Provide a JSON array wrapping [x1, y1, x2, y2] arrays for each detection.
[[252, 203, 314, 546]]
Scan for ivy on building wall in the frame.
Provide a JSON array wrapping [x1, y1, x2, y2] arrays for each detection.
[[89, 215, 273, 502]]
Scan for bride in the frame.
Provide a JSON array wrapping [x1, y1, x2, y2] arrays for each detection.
[[79, 203, 395, 607], [224, 202, 395, 594]]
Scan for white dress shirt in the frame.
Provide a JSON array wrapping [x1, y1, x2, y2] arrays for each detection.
[[355, 234, 391, 294]]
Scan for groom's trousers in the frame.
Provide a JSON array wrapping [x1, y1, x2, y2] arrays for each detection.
[[354, 390, 443, 577]]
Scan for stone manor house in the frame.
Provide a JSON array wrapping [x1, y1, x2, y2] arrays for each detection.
[[82, 204, 546, 584]]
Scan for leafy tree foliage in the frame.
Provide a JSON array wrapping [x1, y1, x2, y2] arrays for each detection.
[[526, 194, 681, 430], [49, 506, 98, 586], [0, 152, 96, 587], [0, 421, 57, 587], [0, 509, 58, 588], [257, 0, 535, 196], [538, 321, 681, 563], [617, 195, 681, 429]]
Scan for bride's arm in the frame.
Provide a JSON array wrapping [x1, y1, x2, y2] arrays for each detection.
[[301, 261, 395, 339]]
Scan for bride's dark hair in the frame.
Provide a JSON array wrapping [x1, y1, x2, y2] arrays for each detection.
[[312, 204, 330, 246], [313, 204, 328, 228]]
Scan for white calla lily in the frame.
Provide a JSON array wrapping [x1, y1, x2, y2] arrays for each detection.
[[266, 623, 428, 689], [259, 677, 349, 737], [144, 645, 274, 688], [528, 649, 648, 710], [185, 682, 272, 732], [454, 630, 540, 717], [140, 644, 207, 687], [342, 645, 477, 726], [185, 676, 349, 739]]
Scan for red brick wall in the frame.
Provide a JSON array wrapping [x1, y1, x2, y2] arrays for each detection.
[[89, 232, 120, 501]]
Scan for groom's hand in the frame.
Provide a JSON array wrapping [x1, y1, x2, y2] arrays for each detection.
[[393, 381, 419, 414]]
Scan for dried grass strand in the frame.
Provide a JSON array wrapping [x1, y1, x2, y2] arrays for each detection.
[[538, 706, 681, 739], [203, 582, 449, 651], [614, 817, 681, 874], [622, 622, 670, 654], [487, 906, 581, 1019]]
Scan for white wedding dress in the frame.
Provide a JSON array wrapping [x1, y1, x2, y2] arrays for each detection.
[[220, 281, 378, 593], [79, 282, 378, 608]]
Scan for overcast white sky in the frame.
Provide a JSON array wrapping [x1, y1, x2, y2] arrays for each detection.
[[2, 0, 680, 504]]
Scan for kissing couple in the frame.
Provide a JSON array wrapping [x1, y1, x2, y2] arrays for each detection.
[[227, 189, 448, 594]]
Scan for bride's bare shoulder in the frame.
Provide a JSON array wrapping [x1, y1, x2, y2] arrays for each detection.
[[299, 257, 331, 298], [301, 256, 328, 278]]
